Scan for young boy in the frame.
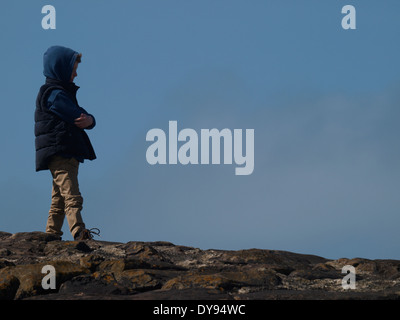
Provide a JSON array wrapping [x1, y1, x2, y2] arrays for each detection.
[[35, 45, 99, 240]]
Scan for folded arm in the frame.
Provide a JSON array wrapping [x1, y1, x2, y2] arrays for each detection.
[[47, 90, 96, 129], [75, 113, 94, 129]]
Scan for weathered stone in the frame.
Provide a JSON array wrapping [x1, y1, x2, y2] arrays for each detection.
[[130, 288, 233, 300], [0, 232, 12, 240], [0, 260, 89, 299], [0, 274, 19, 300], [124, 257, 186, 271], [233, 289, 400, 300], [79, 254, 105, 271], [2, 231, 400, 300], [162, 272, 239, 291], [114, 269, 163, 292], [219, 267, 282, 288], [9, 231, 61, 243], [0, 248, 11, 258], [289, 263, 342, 280], [0, 259, 14, 269], [59, 273, 129, 296]]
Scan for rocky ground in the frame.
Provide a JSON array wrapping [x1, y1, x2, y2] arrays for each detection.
[[1, 231, 400, 300]]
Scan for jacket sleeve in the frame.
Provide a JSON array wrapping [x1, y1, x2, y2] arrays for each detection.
[[47, 91, 96, 130], [47, 90, 82, 125]]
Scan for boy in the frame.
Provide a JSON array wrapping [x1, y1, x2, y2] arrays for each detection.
[[35, 45, 99, 240]]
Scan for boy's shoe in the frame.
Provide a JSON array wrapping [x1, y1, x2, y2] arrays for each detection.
[[45, 233, 62, 241], [74, 228, 100, 241]]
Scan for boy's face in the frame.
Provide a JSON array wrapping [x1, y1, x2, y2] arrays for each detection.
[[70, 61, 79, 82]]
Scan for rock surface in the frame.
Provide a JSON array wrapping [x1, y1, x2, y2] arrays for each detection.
[[1, 231, 400, 300]]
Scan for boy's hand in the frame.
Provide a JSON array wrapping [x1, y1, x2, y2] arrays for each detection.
[[74, 113, 93, 129]]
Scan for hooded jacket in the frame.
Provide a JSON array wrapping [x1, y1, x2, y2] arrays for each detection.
[[35, 45, 96, 172]]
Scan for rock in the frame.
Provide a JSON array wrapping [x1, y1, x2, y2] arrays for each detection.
[[114, 269, 163, 292], [289, 263, 342, 280], [130, 288, 233, 300], [162, 272, 236, 291], [1, 231, 400, 300], [0, 260, 89, 299], [0, 232, 12, 240], [0, 274, 19, 300], [0, 260, 14, 268], [58, 273, 129, 296], [0, 248, 12, 257]]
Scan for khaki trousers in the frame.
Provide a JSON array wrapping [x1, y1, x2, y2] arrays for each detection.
[[46, 155, 86, 238]]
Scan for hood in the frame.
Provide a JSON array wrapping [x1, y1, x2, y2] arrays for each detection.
[[43, 45, 80, 83]]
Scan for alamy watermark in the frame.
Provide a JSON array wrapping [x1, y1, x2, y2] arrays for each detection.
[[41, 4, 356, 31], [146, 121, 255, 175], [341, 265, 356, 290], [41, 264, 356, 293], [41, 265, 56, 290], [41, 5, 56, 30]]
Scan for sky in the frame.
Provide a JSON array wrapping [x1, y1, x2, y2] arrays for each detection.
[[0, 0, 399, 260]]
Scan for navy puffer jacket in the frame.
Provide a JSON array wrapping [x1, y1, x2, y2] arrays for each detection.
[[35, 46, 96, 171]]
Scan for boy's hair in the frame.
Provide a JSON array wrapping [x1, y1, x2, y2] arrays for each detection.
[[76, 53, 82, 63]]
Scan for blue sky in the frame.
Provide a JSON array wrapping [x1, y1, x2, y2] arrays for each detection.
[[1, 1, 400, 259]]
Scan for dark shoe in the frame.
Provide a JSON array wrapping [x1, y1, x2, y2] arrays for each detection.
[[74, 228, 100, 241], [45, 233, 62, 241]]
